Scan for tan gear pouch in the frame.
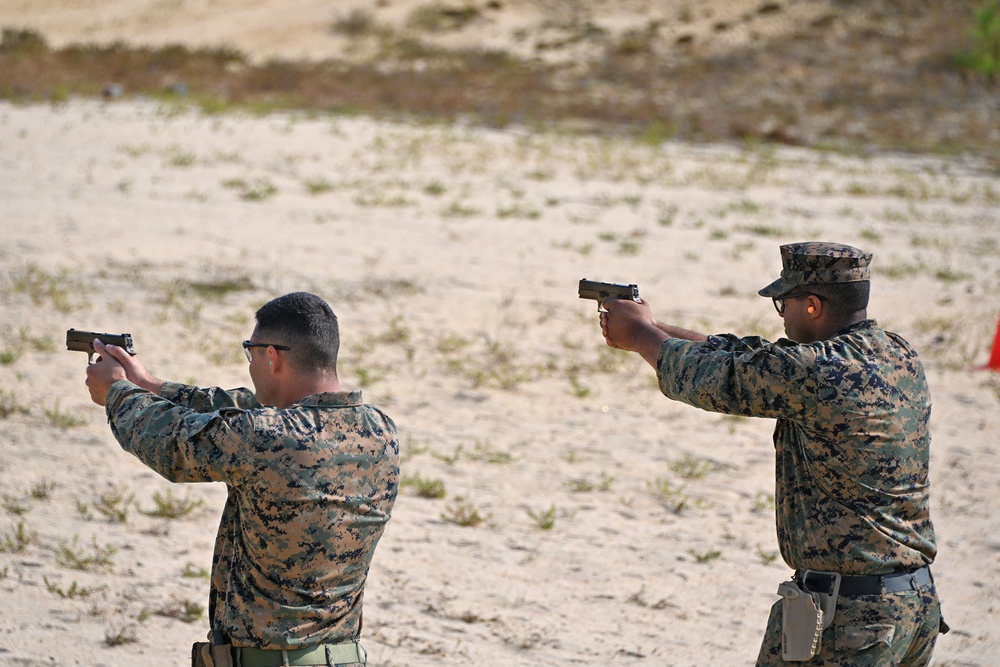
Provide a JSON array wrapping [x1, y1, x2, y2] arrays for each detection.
[[191, 641, 234, 667], [777, 581, 824, 661]]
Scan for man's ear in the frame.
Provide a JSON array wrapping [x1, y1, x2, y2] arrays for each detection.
[[267, 346, 282, 372], [806, 295, 822, 317]]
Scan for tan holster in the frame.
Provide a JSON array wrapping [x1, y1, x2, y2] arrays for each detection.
[[191, 641, 234, 667]]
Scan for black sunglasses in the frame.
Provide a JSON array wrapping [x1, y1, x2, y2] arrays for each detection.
[[772, 292, 827, 315], [242, 340, 291, 362]]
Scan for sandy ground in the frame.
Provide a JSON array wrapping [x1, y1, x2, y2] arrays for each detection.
[[0, 97, 998, 666]]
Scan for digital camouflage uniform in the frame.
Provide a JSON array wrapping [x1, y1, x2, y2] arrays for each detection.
[[105, 379, 399, 656], [655, 243, 943, 666]]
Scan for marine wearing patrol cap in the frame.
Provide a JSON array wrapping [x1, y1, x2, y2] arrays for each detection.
[[758, 242, 872, 298]]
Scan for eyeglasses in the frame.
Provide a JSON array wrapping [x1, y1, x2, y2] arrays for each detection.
[[772, 292, 827, 315], [242, 340, 291, 362]]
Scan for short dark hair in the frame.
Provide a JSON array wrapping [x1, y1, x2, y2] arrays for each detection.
[[254, 292, 339, 375], [807, 281, 870, 320]]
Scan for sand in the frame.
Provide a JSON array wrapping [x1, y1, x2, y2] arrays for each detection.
[[1, 3, 999, 666]]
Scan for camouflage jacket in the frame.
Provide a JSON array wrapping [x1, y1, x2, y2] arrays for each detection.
[[656, 320, 936, 575], [105, 380, 400, 649]]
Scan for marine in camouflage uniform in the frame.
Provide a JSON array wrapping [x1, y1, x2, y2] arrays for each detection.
[[86, 292, 398, 666], [600, 243, 945, 666]]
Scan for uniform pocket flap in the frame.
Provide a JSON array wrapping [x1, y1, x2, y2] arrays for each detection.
[[836, 624, 895, 651]]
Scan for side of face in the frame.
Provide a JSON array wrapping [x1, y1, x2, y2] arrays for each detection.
[[246, 327, 274, 406], [780, 292, 824, 344]]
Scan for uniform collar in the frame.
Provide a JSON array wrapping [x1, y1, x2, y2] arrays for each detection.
[[294, 390, 363, 408]]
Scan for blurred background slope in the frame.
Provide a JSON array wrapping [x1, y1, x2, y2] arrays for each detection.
[[1, 0, 997, 154]]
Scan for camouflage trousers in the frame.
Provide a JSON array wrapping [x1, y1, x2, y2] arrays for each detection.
[[756, 582, 943, 667]]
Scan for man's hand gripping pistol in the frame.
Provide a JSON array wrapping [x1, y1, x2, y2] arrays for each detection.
[[66, 329, 137, 364], [578, 279, 641, 312]]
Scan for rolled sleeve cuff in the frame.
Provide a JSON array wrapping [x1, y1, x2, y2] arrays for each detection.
[[158, 380, 189, 402], [104, 379, 141, 423]]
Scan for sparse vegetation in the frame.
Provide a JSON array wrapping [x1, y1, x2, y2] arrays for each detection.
[[527, 504, 558, 530], [55, 537, 116, 571], [0, 521, 35, 553], [0, 4, 996, 155], [156, 595, 205, 623], [141, 489, 205, 519], [44, 576, 98, 599], [43, 401, 87, 429], [648, 478, 694, 513], [401, 473, 448, 499], [441, 497, 486, 527], [91, 486, 135, 523], [690, 548, 723, 564], [181, 562, 210, 579], [956, 1, 1000, 82]]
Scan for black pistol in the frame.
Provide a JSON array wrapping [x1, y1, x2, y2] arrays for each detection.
[[66, 329, 136, 363], [578, 279, 641, 311]]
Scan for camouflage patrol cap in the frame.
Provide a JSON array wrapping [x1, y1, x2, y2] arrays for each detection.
[[758, 242, 872, 298]]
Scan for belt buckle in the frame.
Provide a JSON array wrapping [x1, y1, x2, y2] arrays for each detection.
[[801, 569, 842, 597]]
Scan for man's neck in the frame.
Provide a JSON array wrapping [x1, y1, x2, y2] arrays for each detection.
[[273, 375, 342, 409]]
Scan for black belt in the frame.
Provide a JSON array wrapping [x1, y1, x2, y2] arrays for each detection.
[[797, 565, 933, 597]]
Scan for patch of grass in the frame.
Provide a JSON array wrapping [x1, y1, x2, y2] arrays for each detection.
[[140, 489, 205, 519], [166, 147, 196, 167], [185, 277, 254, 299], [567, 371, 591, 398], [627, 585, 675, 610], [690, 548, 723, 564], [466, 339, 539, 390], [647, 478, 693, 513], [222, 177, 278, 201], [752, 491, 776, 512], [92, 486, 135, 523], [332, 8, 381, 37], [304, 176, 335, 194], [757, 545, 779, 565], [156, 595, 205, 623], [527, 504, 558, 530], [423, 180, 447, 196], [30, 480, 56, 500], [955, 1, 1000, 82], [181, 562, 210, 579], [9, 264, 75, 312], [353, 366, 385, 388], [441, 200, 481, 218], [407, 3, 481, 33], [934, 267, 973, 283], [104, 617, 139, 647], [466, 441, 513, 464], [441, 497, 486, 527], [0, 521, 35, 553], [669, 453, 729, 480], [567, 472, 614, 493], [401, 473, 447, 499], [56, 537, 116, 571], [3, 494, 30, 516], [44, 401, 87, 429], [44, 576, 98, 599], [353, 192, 412, 207], [496, 203, 541, 219]]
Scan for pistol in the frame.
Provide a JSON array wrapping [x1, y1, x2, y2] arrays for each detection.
[[66, 329, 136, 363], [578, 279, 641, 311]]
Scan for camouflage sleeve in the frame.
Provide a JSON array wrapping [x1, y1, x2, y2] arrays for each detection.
[[656, 334, 831, 420], [160, 381, 260, 412], [105, 380, 251, 485]]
